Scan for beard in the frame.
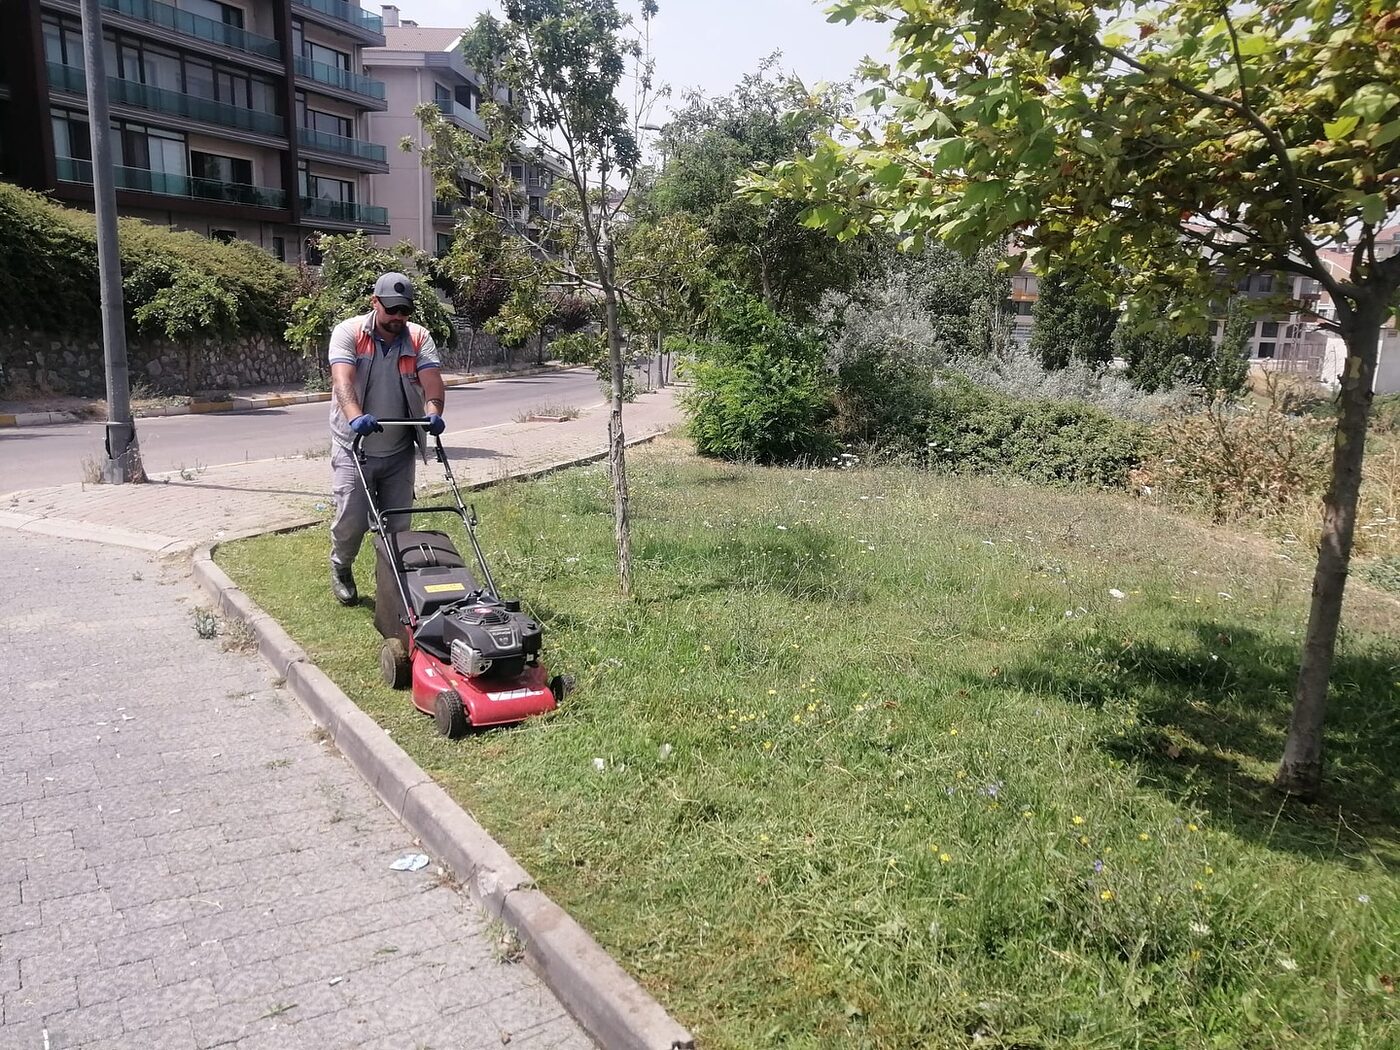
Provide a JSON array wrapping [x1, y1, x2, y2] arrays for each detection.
[[382, 317, 407, 334]]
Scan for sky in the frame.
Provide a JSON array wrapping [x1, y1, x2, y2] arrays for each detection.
[[383, 0, 894, 114]]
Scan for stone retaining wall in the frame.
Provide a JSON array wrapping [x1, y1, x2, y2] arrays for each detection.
[[0, 329, 305, 398]]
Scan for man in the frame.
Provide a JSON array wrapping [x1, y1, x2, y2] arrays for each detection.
[[327, 271, 447, 605]]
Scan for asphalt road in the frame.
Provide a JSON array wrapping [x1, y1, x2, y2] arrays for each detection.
[[0, 367, 611, 495]]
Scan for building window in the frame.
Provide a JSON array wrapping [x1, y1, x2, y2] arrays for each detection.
[[1260, 321, 1280, 338], [300, 164, 355, 204], [183, 0, 244, 29], [271, 236, 286, 261], [436, 233, 453, 256], [191, 151, 252, 185], [1257, 342, 1276, 359], [303, 39, 351, 70], [51, 108, 92, 162], [113, 121, 187, 176], [298, 97, 352, 138], [43, 15, 82, 66], [211, 229, 238, 244]]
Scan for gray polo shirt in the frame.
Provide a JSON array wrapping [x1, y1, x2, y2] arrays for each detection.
[[359, 332, 412, 457]]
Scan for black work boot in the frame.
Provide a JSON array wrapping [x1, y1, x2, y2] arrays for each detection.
[[331, 564, 357, 606]]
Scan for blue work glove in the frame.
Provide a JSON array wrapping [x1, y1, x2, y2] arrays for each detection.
[[425, 413, 446, 436], [349, 413, 382, 436]]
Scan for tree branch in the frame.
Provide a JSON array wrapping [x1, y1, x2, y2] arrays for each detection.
[[1052, 7, 1348, 304]]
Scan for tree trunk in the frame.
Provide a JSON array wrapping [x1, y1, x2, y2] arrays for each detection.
[[464, 328, 477, 375], [602, 246, 632, 597], [656, 329, 667, 387], [1274, 305, 1381, 800]]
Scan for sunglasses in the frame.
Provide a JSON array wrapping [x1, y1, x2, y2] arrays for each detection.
[[382, 304, 413, 317]]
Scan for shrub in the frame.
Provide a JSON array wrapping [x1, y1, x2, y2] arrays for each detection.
[[678, 288, 837, 463], [951, 348, 1191, 423], [0, 182, 292, 339], [1137, 394, 1332, 523], [923, 378, 1146, 487], [285, 233, 453, 357]]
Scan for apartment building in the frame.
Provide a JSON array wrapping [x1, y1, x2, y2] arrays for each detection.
[[364, 5, 561, 255], [0, 0, 391, 263]]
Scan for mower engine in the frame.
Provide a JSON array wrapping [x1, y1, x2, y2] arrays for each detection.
[[444, 601, 543, 680]]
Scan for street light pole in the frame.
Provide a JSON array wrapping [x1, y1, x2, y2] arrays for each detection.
[[79, 0, 142, 484]]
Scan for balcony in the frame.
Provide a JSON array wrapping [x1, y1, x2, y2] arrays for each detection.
[[56, 156, 288, 209], [48, 63, 284, 139], [294, 56, 385, 101], [292, 0, 383, 37], [102, 0, 281, 60], [300, 195, 388, 227], [434, 98, 485, 135], [297, 126, 386, 165]]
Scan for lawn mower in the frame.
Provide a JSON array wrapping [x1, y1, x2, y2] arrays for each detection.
[[353, 420, 569, 737]]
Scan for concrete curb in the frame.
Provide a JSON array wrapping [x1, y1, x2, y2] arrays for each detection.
[[190, 432, 694, 1050], [0, 410, 83, 427], [0, 364, 580, 427]]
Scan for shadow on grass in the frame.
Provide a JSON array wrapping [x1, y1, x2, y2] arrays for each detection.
[[1008, 620, 1400, 866]]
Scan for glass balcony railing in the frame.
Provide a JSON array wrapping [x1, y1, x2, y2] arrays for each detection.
[[300, 196, 388, 226], [434, 97, 485, 133], [103, 0, 281, 60], [297, 126, 386, 164], [292, 0, 383, 35], [294, 56, 385, 100], [56, 156, 288, 208], [48, 63, 284, 138]]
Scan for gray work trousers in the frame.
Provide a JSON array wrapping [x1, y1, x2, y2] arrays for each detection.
[[330, 443, 416, 570]]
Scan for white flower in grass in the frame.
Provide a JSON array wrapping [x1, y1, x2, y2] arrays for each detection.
[[591, 758, 606, 772], [1278, 957, 1299, 972], [1189, 922, 1211, 937]]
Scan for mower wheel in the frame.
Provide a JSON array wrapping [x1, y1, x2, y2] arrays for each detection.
[[434, 689, 469, 739], [549, 674, 576, 703], [379, 638, 410, 689]]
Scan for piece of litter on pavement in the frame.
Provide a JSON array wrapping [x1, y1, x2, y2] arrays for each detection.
[[390, 854, 430, 872], [328, 976, 344, 986]]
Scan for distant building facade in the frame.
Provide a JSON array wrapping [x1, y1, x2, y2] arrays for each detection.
[[0, 0, 392, 262]]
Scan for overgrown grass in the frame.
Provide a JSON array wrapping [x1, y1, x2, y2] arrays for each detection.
[[217, 440, 1400, 1049]]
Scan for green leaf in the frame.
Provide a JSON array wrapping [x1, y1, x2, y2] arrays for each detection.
[[963, 180, 1005, 207], [1342, 83, 1400, 123], [1235, 34, 1270, 57], [800, 204, 841, 230], [1357, 193, 1387, 225], [1375, 119, 1400, 146], [1324, 115, 1360, 140], [873, 162, 906, 188]]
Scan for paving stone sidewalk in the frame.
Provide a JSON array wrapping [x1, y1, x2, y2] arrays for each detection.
[[0, 389, 680, 553], [0, 391, 684, 1049], [0, 531, 595, 1050]]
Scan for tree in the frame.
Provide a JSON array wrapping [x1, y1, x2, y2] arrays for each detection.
[[754, 0, 1400, 799], [408, 0, 666, 596], [1029, 268, 1119, 371], [642, 57, 871, 320], [432, 203, 526, 371], [287, 233, 452, 360]]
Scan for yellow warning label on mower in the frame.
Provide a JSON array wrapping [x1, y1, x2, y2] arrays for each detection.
[[424, 583, 467, 593]]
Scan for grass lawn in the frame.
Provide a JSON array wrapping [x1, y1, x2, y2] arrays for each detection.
[[216, 438, 1400, 1049]]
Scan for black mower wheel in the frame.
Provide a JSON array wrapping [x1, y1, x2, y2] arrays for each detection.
[[379, 638, 411, 689], [434, 689, 469, 739], [549, 674, 576, 704]]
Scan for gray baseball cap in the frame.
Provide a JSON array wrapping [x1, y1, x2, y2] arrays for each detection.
[[372, 272, 415, 308]]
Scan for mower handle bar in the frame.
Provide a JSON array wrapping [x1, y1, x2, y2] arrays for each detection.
[[348, 416, 500, 601]]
